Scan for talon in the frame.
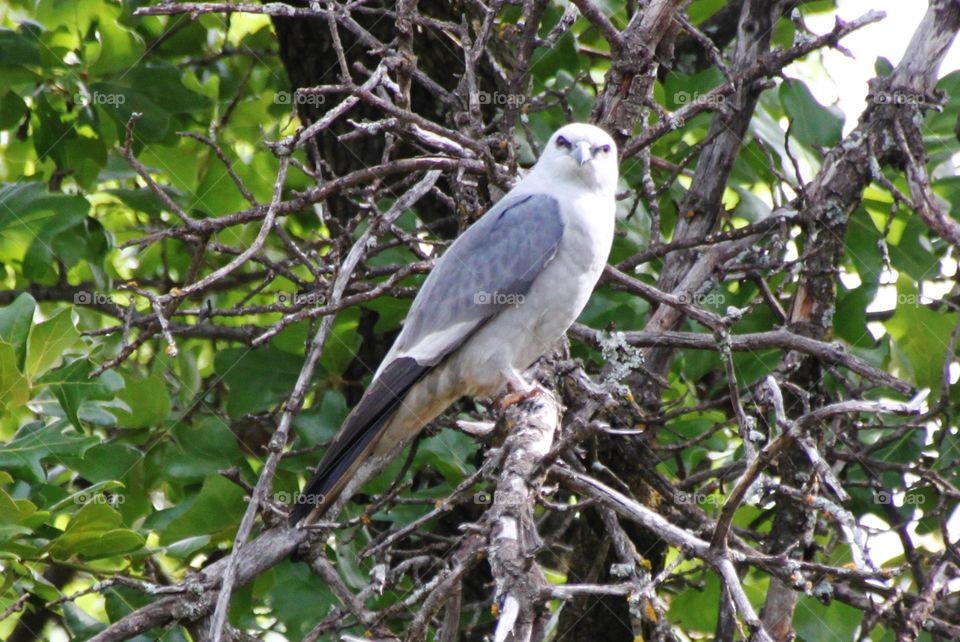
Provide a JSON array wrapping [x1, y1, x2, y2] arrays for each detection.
[[500, 392, 525, 408], [499, 386, 544, 408]]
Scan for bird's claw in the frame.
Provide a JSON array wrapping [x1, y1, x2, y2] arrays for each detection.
[[500, 386, 544, 408]]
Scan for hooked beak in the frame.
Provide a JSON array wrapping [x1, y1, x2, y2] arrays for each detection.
[[571, 141, 593, 166]]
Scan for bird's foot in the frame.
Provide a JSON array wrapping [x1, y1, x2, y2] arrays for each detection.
[[500, 389, 540, 409], [499, 369, 544, 408], [500, 386, 546, 408]]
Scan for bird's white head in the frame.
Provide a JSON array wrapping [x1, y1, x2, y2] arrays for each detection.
[[531, 123, 619, 196]]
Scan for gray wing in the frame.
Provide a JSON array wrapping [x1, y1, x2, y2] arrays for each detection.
[[387, 192, 565, 367]]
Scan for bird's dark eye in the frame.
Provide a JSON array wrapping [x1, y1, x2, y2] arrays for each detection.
[[555, 136, 571, 148], [598, 144, 611, 154]]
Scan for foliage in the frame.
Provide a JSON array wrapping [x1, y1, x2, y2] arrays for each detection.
[[0, 0, 958, 640]]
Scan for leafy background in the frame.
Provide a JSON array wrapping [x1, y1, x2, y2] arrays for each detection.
[[0, 0, 958, 640]]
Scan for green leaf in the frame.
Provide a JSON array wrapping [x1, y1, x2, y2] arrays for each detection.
[[732, 186, 772, 222], [530, 30, 579, 85], [834, 284, 877, 348], [0, 341, 29, 416], [731, 348, 780, 387], [0, 523, 33, 544], [111, 370, 171, 428], [794, 595, 861, 641], [60, 602, 106, 640], [871, 423, 926, 470], [61, 136, 109, 188], [215, 345, 307, 417], [874, 56, 895, 77], [73, 442, 142, 484], [579, 288, 649, 330], [76, 58, 205, 147], [0, 28, 42, 66], [0, 181, 90, 238], [0, 486, 38, 531], [26, 309, 79, 379], [845, 208, 884, 282], [47, 480, 125, 512], [159, 475, 246, 544], [0, 420, 99, 482], [37, 359, 121, 429], [161, 534, 212, 559], [35, 0, 108, 30], [319, 308, 362, 377], [31, 92, 74, 168], [415, 428, 478, 484], [292, 389, 347, 448], [885, 278, 958, 390], [0, 89, 27, 130], [106, 186, 181, 217], [363, 296, 410, 334], [779, 78, 844, 149], [668, 569, 719, 632], [86, 14, 144, 75], [887, 213, 940, 281], [89, 82, 171, 143], [48, 502, 143, 559], [688, 0, 727, 24], [255, 561, 336, 638], [166, 416, 247, 482], [124, 62, 212, 114], [0, 292, 36, 369], [663, 68, 725, 111]]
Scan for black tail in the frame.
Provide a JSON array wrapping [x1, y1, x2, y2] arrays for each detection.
[[288, 357, 430, 525]]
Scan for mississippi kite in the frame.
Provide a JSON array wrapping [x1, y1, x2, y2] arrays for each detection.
[[290, 123, 619, 525]]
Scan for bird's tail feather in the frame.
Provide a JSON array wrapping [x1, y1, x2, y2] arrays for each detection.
[[288, 357, 430, 525]]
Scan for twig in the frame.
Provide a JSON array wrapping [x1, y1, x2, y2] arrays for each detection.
[[571, 325, 914, 395], [0, 594, 30, 624]]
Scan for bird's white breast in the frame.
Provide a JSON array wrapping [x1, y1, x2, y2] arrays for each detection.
[[450, 185, 615, 395]]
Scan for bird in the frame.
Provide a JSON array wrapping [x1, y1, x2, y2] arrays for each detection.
[[289, 123, 619, 525]]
